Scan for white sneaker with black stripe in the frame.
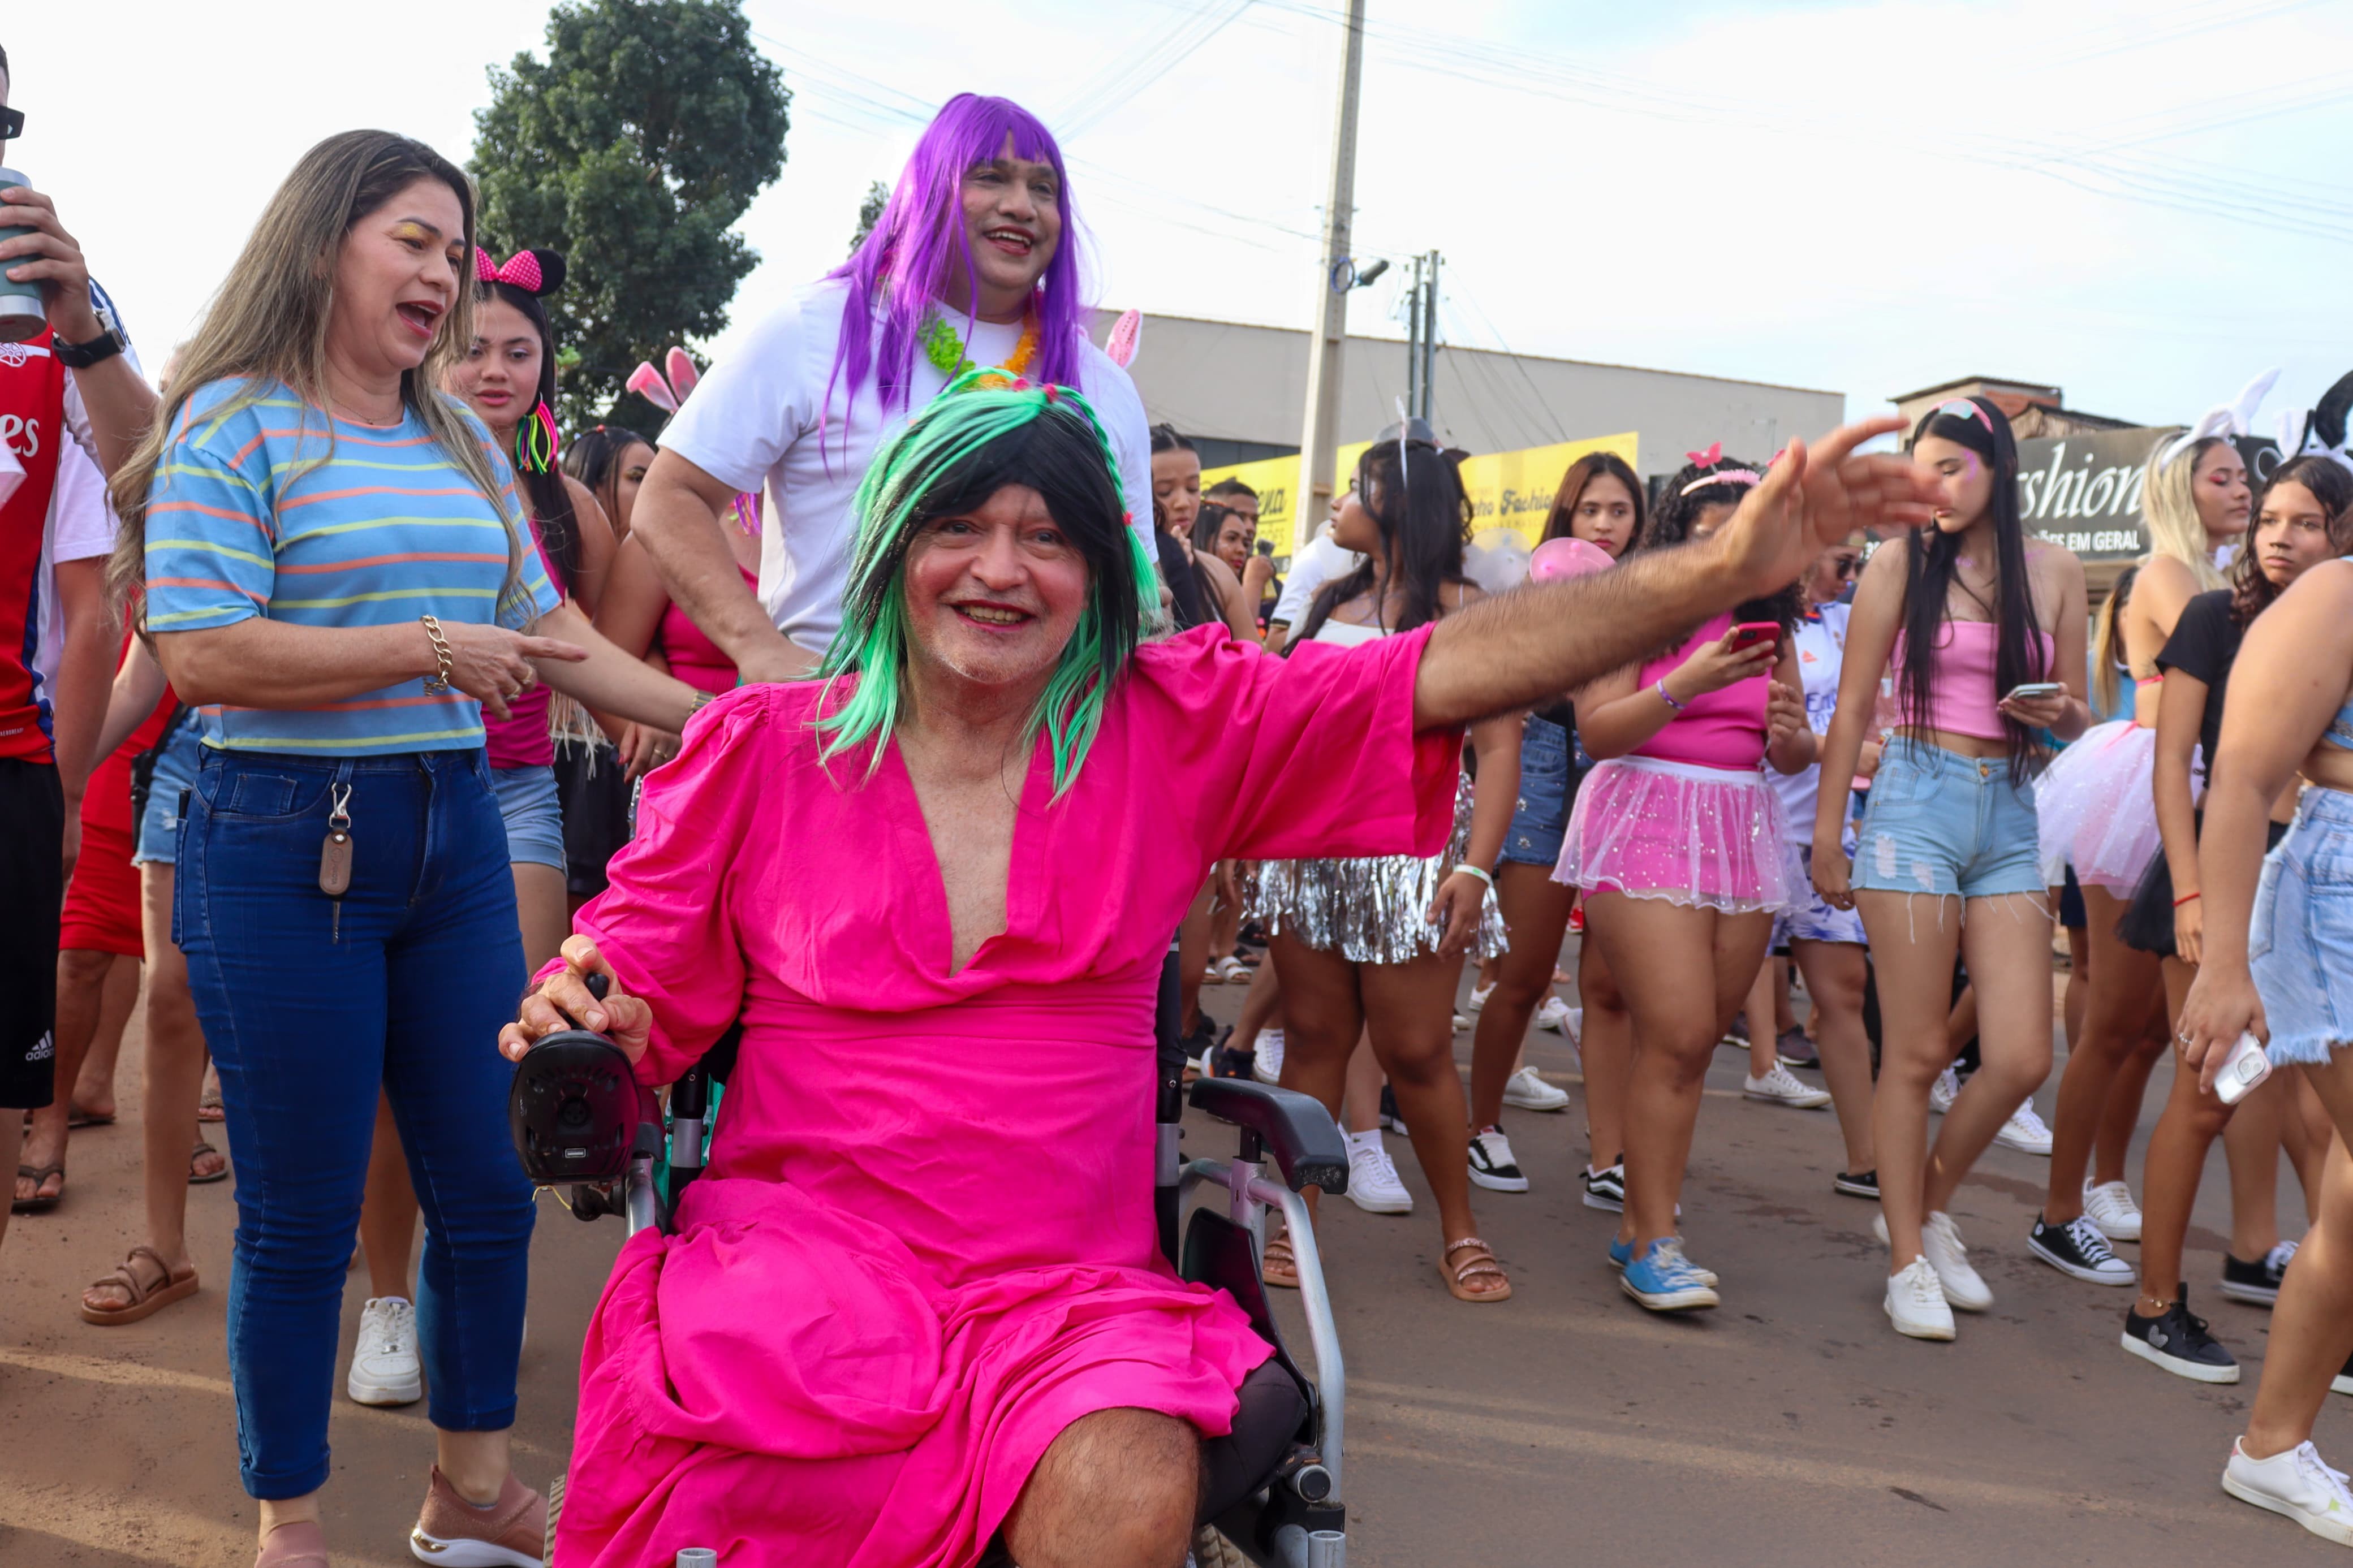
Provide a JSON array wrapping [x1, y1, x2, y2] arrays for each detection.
[[2029, 1212, 2137, 1285], [1583, 1162, 1624, 1212], [2083, 1179, 2143, 1241], [1467, 1126, 1529, 1193]]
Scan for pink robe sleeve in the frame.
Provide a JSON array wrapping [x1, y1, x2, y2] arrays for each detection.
[[1130, 623, 1463, 864], [548, 686, 773, 1086]]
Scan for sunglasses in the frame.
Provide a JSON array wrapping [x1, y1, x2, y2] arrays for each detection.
[[1830, 556, 1864, 578], [1933, 397, 1994, 433], [0, 108, 21, 141]]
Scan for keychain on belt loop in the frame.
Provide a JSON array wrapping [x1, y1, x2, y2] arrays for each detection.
[[320, 783, 354, 941]]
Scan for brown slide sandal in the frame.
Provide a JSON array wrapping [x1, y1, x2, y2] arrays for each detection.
[[1261, 1234, 1300, 1289], [189, 1140, 229, 1185], [81, 1245, 199, 1326], [1441, 1237, 1512, 1303], [12, 1162, 62, 1214]]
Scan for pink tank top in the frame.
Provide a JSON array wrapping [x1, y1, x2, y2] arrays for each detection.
[[1887, 621, 2056, 741], [658, 565, 759, 697], [485, 522, 564, 770], [1634, 612, 1769, 771]]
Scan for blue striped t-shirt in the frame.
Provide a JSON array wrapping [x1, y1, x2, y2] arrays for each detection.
[[143, 378, 559, 755]]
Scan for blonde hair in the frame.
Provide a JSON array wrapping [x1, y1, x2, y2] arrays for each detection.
[[2137, 433, 2232, 596], [109, 130, 524, 624]]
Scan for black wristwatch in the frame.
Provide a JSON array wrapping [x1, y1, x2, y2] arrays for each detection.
[[55, 321, 128, 370]]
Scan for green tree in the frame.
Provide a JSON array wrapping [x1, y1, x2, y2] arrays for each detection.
[[472, 0, 790, 430], [848, 179, 889, 257]]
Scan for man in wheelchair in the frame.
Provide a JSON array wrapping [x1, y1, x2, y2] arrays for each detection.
[[499, 374, 1936, 1567]]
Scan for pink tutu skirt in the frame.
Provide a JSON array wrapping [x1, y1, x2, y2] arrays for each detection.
[[2035, 720, 2160, 892], [1552, 755, 1795, 915]]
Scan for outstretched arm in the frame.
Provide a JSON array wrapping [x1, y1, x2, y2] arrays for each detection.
[[1414, 417, 1936, 731]]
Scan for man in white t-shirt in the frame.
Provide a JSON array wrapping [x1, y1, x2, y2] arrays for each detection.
[[632, 93, 1153, 683]]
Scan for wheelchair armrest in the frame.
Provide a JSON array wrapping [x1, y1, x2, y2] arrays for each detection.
[[1188, 1078, 1348, 1194]]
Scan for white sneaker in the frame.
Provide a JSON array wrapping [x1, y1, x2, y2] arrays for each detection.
[[1536, 996, 1578, 1036], [2223, 1438, 2353, 1547], [1345, 1135, 1414, 1215], [1502, 1064, 1571, 1112], [1922, 1211, 1994, 1311], [1252, 1030, 1285, 1085], [1996, 1100, 2054, 1156], [1744, 1060, 1832, 1109], [1451, 1011, 1471, 1033], [1467, 982, 1496, 1014], [1885, 1256, 1957, 1341], [2083, 1178, 2143, 1241], [347, 1295, 422, 1406], [1928, 1066, 1959, 1115]]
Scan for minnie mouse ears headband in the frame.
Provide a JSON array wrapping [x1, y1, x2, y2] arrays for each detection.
[[2274, 368, 2353, 476], [473, 247, 567, 298], [2158, 368, 2279, 470], [1678, 442, 1762, 497]]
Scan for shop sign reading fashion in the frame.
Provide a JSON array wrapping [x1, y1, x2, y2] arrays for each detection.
[[1200, 431, 1640, 562], [2012, 426, 2279, 562]]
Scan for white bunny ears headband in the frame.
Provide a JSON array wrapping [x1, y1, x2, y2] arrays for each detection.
[[2158, 368, 2278, 470], [2162, 366, 2353, 477]]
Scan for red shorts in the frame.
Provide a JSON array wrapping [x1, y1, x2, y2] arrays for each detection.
[[58, 750, 144, 959]]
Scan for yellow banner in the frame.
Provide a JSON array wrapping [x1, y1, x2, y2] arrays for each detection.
[[1201, 432, 1638, 561]]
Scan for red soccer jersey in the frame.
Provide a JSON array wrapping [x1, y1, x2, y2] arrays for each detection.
[[0, 328, 68, 763]]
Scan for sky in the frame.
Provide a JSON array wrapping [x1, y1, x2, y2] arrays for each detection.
[[11, 0, 2353, 450]]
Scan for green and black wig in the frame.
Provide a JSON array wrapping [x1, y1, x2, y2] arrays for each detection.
[[810, 369, 1161, 797]]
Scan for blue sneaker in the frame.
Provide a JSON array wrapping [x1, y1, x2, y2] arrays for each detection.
[[1621, 1238, 1721, 1311], [1610, 1234, 1720, 1286]]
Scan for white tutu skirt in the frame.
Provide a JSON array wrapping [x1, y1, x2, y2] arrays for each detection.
[[1552, 756, 1796, 915], [2035, 720, 2160, 892]]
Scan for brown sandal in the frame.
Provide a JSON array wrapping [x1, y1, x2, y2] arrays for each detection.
[[189, 1140, 229, 1185], [1441, 1237, 1512, 1303], [80, 1245, 199, 1325], [1261, 1234, 1299, 1289], [12, 1162, 62, 1214]]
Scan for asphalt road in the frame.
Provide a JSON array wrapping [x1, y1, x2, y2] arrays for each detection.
[[1, 947, 2343, 1567]]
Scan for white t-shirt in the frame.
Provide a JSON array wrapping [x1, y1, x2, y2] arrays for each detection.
[[660, 279, 1153, 655], [1769, 601, 1850, 844], [1270, 530, 1364, 628], [30, 286, 141, 703]]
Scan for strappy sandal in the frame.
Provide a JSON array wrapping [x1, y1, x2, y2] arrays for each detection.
[[12, 1162, 62, 1214], [1441, 1237, 1512, 1303], [189, 1140, 229, 1185], [1261, 1234, 1300, 1289], [80, 1244, 199, 1326], [198, 1065, 225, 1124]]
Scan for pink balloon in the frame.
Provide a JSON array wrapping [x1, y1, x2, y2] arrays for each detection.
[[1528, 537, 1615, 582]]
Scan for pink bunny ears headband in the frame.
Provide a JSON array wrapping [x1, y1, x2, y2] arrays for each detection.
[[1679, 442, 1762, 496], [628, 346, 762, 535]]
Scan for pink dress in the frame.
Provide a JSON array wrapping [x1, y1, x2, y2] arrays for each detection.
[[554, 623, 1461, 1567]]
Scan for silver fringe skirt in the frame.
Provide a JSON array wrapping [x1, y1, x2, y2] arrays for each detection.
[[1247, 776, 1508, 965]]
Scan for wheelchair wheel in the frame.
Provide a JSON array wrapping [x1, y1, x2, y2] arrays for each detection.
[[1191, 1523, 1249, 1568]]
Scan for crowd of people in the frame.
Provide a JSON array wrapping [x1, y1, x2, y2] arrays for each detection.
[[10, 50, 2353, 1567]]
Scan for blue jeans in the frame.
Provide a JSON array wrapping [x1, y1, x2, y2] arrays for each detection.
[[1499, 715, 1575, 868], [175, 746, 535, 1498]]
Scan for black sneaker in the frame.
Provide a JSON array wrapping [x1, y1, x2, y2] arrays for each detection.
[[1467, 1126, 1529, 1193], [2028, 1212, 2137, 1285], [2221, 1239, 2298, 1306], [1833, 1169, 1879, 1199], [2121, 1289, 2239, 1383], [1379, 1084, 1408, 1137], [1582, 1161, 1625, 1212], [2334, 1350, 2353, 1397], [1775, 1027, 1820, 1068]]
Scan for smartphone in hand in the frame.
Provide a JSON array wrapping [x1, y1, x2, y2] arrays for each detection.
[[2003, 681, 2062, 704], [1729, 621, 1781, 654], [2214, 1031, 2273, 1105]]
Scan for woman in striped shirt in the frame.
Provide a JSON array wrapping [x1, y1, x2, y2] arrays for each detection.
[[113, 130, 697, 1567]]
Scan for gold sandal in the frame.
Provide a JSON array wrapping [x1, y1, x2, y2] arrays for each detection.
[[1261, 1234, 1300, 1289], [1441, 1237, 1511, 1303]]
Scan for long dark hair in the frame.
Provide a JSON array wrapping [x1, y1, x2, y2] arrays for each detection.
[[475, 250, 583, 585], [1902, 395, 2048, 780], [1541, 450, 1646, 552], [1295, 439, 1471, 644], [2231, 455, 2353, 627], [562, 423, 650, 535], [1643, 452, 1800, 643], [1191, 498, 1243, 557]]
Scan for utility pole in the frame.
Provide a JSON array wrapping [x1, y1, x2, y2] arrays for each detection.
[[1404, 253, 1424, 425], [1416, 249, 1440, 426], [1294, 0, 1367, 558]]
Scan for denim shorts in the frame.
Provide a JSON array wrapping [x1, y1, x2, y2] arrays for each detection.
[[489, 763, 565, 872], [2251, 784, 2353, 1065], [133, 711, 206, 866], [1850, 740, 2044, 901], [1500, 715, 1576, 869]]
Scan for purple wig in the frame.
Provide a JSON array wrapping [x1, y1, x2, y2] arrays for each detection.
[[824, 94, 1092, 424]]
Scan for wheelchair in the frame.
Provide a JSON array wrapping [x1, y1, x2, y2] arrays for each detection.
[[512, 949, 1351, 1568]]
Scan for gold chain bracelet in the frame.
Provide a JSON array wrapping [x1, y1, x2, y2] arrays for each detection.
[[419, 614, 456, 694]]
